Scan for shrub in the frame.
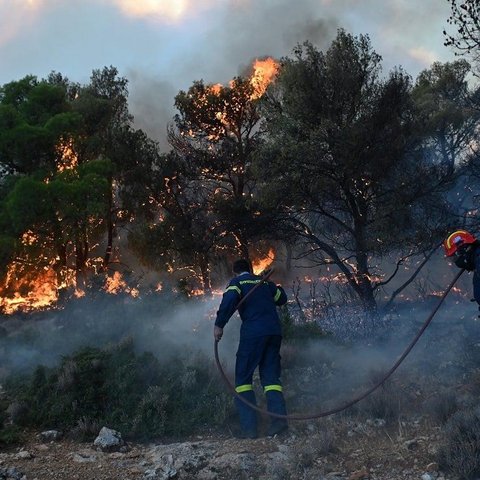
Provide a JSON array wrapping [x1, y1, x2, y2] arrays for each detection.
[[4, 340, 233, 440], [0, 425, 21, 445], [438, 406, 480, 479], [280, 307, 327, 342], [424, 391, 459, 425], [352, 375, 401, 424], [0, 398, 21, 445], [69, 416, 101, 442]]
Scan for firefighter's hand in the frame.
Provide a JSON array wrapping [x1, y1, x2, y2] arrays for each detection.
[[214, 326, 223, 342]]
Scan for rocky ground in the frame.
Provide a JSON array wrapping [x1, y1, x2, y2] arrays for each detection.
[[0, 415, 453, 480]]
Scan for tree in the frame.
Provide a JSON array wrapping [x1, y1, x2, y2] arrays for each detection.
[[169, 75, 270, 260], [0, 159, 112, 292], [413, 60, 479, 175], [128, 152, 219, 293], [0, 67, 160, 298], [258, 32, 455, 314], [444, 0, 480, 71], [71, 66, 162, 272], [0, 76, 82, 175]]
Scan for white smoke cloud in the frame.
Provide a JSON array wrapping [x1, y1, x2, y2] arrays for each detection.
[[103, 0, 218, 23]]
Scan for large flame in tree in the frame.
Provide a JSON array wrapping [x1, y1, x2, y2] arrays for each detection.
[[204, 57, 279, 101], [252, 248, 275, 275], [250, 58, 279, 99], [198, 57, 279, 141]]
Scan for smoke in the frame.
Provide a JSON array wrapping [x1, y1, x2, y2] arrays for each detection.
[[125, 0, 340, 150], [1, 277, 478, 420], [127, 71, 177, 153], [0, 290, 240, 376], [0, 0, 452, 151], [281, 295, 480, 413]]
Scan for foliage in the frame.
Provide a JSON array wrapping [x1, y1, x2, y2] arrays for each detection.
[[424, 391, 459, 424], [279, 306, 326, 342], [0, 67, 161, 297], [413, 60, 479, 175], [128, 151, 219, 291], [257, 31, 458, 313], [0, 396, 22, 445], [438, 405, 480, 479], [445, 0, 480, 72], [169, 75, 269, 259], [3, 340, 232, 440]]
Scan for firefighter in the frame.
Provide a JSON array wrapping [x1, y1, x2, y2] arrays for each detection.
[[444, 230, 480, 310], [214, 259, 288, 439]]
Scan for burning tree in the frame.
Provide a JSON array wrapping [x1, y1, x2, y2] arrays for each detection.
[[0, 68, 159, 312], [127, 151, 220, 293], [258, 31, 457, 314], [168, 60, 278, 260]]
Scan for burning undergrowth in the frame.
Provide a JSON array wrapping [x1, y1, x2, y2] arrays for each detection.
[[0, 282, 478, 445], [0, 241, 477, 447]]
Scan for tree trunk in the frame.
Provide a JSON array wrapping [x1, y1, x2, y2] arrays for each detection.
[[199, 255, 211, 294], [103, 187, 114, 270], [285, 243, 293, 273], [75, 238, 89, 291], [356, 272, 377, 314]]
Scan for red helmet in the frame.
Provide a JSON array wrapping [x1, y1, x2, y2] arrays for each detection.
[[444, 230, 477, 257]]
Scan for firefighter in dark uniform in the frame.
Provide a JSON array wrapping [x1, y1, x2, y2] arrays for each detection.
[[214, 259, 288, 439], [444, 230, 480, 310]]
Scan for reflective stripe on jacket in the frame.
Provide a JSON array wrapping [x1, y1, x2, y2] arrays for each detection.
[[214, 272, 287, 338]]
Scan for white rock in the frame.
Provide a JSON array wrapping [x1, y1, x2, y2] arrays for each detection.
[[93, 426, 124, 452], [421, 474, 434, 480]]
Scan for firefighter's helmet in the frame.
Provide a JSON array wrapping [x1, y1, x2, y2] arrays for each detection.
[[444, 230, 477, 257]]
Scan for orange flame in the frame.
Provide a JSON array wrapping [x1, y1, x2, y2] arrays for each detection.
[[0, 263, 59, 314], [250, 58, 279, 99], [104, 271, 139, 297], [252, 248, 275, 275]]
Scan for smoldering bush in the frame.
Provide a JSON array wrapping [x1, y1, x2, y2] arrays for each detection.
[[438, 406, 480, 479]]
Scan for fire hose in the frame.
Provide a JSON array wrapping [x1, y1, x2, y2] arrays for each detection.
[[214, 268, 465, 420]]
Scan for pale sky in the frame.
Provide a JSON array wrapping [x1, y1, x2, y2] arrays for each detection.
[[0, 0, 457, 149]]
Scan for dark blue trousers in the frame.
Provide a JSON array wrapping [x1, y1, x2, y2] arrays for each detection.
[[235, 334, 287, 435]]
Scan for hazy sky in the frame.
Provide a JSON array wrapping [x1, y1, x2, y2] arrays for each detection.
[[0, 0, 457, 149]]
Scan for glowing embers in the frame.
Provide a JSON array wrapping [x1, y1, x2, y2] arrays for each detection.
[[56, 136, 78, 172]]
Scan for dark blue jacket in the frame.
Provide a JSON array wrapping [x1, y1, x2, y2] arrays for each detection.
[[215, 272, 288, 338], [474, 245, 480, 304]]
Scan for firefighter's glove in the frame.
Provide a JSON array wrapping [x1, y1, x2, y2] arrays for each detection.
[[454, 247, 475, 271]]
